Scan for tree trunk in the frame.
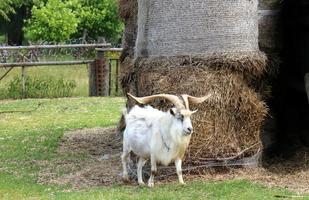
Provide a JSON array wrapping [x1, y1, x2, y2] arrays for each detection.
[[117, 0, 138, 135], [7, 5, 28, 45]]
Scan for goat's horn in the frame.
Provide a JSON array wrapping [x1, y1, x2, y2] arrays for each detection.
[[181, 94, 212, 109], [127, 93, 184, 109]]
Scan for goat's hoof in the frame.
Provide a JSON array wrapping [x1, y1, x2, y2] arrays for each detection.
[[148, 182, 154, 188], [122, 179, 130, 183], [138, 182, 145, 186], [122, 176, 129, 182], [180, 182, 186, 185]]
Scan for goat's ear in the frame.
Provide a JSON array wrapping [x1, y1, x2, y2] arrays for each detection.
[[191, 109, 198, 114], [169, 108, 176, 116]]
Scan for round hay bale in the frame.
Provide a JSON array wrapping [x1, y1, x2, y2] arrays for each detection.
[[136, 0, 260, 57], [129, 56, 268, 159]]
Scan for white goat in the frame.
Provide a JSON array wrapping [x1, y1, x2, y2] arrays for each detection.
[[122, 93, 210, 187]]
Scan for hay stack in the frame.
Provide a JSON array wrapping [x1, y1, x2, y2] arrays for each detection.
[[121, 0, 268, 160], [123, 54, 268, 159]]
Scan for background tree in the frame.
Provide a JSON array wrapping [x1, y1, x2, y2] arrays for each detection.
[[0, 0, 15, 21], [1, 0, 122, 44], [0, 0, 44, 45], [24, 0, 80, 42], [24, 0, 123, 43], [74, 0, 123, 43]]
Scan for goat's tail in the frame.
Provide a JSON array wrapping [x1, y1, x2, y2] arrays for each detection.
[[122, 107, 128, 117], [116, 107, 128, 135]]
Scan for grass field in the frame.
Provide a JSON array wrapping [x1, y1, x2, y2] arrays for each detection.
[[0, 97, 307, 199], [0, 65, 89, 98], [0, 60, 121, 99]]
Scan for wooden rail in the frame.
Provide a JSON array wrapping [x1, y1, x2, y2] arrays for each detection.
[[96, 47, 123, 52], [0, 43, 111, 50], [0, 60, 94, 68]]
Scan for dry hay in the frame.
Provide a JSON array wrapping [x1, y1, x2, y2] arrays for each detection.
[[121, 53, 268, 160], [136, 52, 268, 77], [136, 68, 267, 159], [184, 151, 309, 194], [122, 52, 268, 94], [207, 148, 309, 194]]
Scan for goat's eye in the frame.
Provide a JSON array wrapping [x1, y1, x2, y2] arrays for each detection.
[[178, 115, 184, 122]]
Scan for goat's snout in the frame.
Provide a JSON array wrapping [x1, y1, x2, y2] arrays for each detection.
[[184, 127, 193, 135]]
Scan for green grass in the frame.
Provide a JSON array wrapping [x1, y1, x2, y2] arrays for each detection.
[[0, 97, 308, 200], [51, 180, 297, 200], [0, 61, 121, 99], [0, 175, 301, 200], [0, 65, 89, 98]]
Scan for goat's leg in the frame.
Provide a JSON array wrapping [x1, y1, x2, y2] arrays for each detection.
[[137, 157, 147, 186], [175, 158, 185, 185], [121, 149, 130, 181], [148, 154, 157, 187]]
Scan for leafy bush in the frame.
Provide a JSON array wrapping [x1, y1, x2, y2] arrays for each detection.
[[0, 88, 7, 99], [24, 0, 80, 42], [0, 0, 15, 21], [24, 0, 123, 43], [74, 0, 123, 43], [6, 76, 76, 99]]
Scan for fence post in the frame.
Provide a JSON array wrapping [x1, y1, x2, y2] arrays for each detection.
[[93, 48, 109, 96], [21, 66, 26, 98], [115, 59, 119, 95], [108, 59, 112, 96], [88, 61, 96, 96]]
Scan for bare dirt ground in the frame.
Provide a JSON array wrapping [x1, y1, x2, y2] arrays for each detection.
[[38, 127, 309, 194], [37, 127, 123, 189]]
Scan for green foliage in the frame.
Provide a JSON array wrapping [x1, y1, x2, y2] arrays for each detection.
[[24, 0, 123, 43], [0, 0, 43, 21], [105, 50, 121, 59], [6, 76, 76, 99], [74, 0, 123, 43], [24, 0, 80, 42], [0, 0, 15, 21]]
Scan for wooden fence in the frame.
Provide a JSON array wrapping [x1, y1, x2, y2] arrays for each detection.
[[90, 48, 123, 96], [0, 44, 123, 97]]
